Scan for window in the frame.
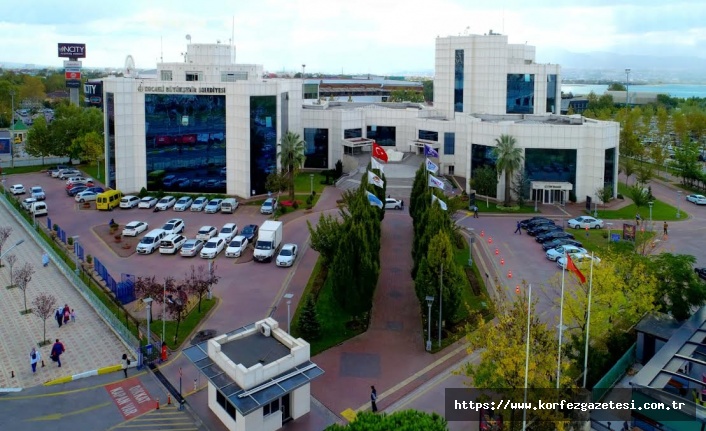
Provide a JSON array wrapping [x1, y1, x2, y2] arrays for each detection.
[[216, 391, 236, 420], [303, 128, 329, 168], [546, 75, 557, 113], [506, 74, 535, 114], [160, 70, 173, 81], [444, 132, 455, 155], [448, 165, 455, 175], [221, 71, 247, 82], [366, 126, 396, 146], [303, 84, 319, 100], [454, 49, 464, 113], [418, 130, 439, 141], [263, 398, 280, 416], [344, 128, 362, 139], [185, 72, 201, 82]]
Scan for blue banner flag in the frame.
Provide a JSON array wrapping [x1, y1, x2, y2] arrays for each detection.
[[366, 191, 383, 209], [424, 144, 439, 158]]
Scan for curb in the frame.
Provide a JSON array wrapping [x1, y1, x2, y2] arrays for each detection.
[[44, 363, 132, 386]]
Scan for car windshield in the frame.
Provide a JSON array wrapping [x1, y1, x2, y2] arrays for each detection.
[[159, 198, 170, 203], [163, 224, 175, 230], [280, 250, 292, 256], [140, 237, 154, 244], [195, 199, 205, 204], [177, 198, 189, 203], [222, 227, 232, 233], [256, 241, 271, 250], [183, 241, 195, 248], [263, 202, 272, 208], [32, 187, 42, 192], [141, 197, 152, 202], [204, 242, 217, 249], [199, 229, 211, 234], [230, 240, 242, 247], [243, 226, 254, 234], [127, 224, 139, 229]]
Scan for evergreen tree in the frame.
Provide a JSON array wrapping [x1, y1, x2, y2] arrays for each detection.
[[298, 296, 321, 340]]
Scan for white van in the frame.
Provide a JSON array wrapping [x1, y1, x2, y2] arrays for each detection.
[[30, 201, 48, 216], [221, 198, 239, 214], [159, 234, 187, 254], [136, 229, 167, 254]]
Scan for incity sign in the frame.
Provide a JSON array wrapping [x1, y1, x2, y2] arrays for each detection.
[[58, 43, 86, 58]]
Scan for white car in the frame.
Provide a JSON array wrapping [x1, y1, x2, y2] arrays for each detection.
[[205, 199, 223, 214], [21, 197, 37, 210], [58, 170, 80, 179], [546, 245, 588, 262], [384, 198, 403, 210], [161, 218, 185, 235], [276, 243, 298, 267], [260, 198, 277, 215], [156, 196, 176, 210], [225, 235, 248, 258], [557, 252, 601, 270], [138, 196, 158, 209], [218, 223, 239, 242], [686, 194, 706, 205], [75, 190, 98, 203], [10, 184, 25, 195], [567, 216, 604, 229], [190, 196, 208, 212], [66, 176, 90, 185], [122, 221, 149, 237], [173, 196, 193, 211], [30, 186, 46, 200], [120, 195, 140, 208], [200, 237, 226, 259], [180, 239, 204, 257], [196, 226, 218, 241]]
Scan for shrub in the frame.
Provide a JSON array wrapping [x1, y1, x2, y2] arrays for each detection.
[[569, 191, 577, 203], [617, 193, 624, 199], [86, 254, 93, 264], [306, 195, 313, 206], [67, 237, 74, 246], [53, 224, 59, 232], [138, 187, 148, 198], [292, 201, 299, 209]]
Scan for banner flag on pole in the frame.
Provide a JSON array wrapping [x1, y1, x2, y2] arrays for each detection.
[[371, 157, 385, 173], [425, 158, 439, 174], [371, 141, 389, 163], [367, 171, 385, 188], [428, 174, 445, 190], [431, 194, 448, 211], [566, 254, 587, 283], [366, 191, 383, 209], [424, 143, 439, 158]]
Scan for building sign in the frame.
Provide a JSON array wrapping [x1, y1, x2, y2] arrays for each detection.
[[65, 70, 81, 80], [63, 60, 82, 68], [66, 80, 81, 89], [84, 81, 104, 109], [622, 223, 636, 241], [138, 84, 226, 94], [57, 43, 86, 58], [543, 184, 563, 189]]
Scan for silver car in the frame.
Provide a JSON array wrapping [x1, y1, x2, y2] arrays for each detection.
[[204, 199, 223, 214], [180, 239, 204, 257], [190, 196, 208, 212], [173, 196, 193, 211]]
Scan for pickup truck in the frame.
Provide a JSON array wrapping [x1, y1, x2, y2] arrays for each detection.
[[253, 220, 283, 262]]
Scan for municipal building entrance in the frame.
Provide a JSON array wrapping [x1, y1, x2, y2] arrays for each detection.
[[530, 181, 573, 205]]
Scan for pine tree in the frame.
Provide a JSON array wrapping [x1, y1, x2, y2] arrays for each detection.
[[298, 296, 321, 340]]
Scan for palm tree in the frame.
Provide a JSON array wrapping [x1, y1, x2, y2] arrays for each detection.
[[277, 131, 307, 201], [492, 134, 524, 206]]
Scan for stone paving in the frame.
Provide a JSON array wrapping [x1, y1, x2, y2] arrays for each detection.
[[0, 201, 129, 389]]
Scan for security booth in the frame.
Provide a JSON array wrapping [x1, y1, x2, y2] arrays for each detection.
[[530, 181, 573, 205]]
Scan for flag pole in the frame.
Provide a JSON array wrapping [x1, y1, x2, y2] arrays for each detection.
[[557, 254, 566, 389], [438, 262, 443, 348], [582, 252, 595, 388], [522, 283, 532, 431]]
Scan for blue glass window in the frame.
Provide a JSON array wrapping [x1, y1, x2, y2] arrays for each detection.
[[546, 75, 557, 113], [418, 130, 438, 141], [303, 128, 329, 168], [344, 128, 362, 139], [366, 126, 396, 146], [506, 74, 535, 114], [604, 147, 616, 195], [250, 96, 277, 195], [454, 50, 464, 113], [444, 133, 455, 155]]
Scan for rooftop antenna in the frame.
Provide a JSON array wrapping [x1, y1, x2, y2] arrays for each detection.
[[160, 36, 163, 63], [231, 16, 235, 63]]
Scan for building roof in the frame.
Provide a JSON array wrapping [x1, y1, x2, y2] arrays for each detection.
[[305, 78, 422, 88], [220, 331, 291, 368], [10, 120, 28, 132], [635, 311, 682, 341], [303, 101, 424, 111]]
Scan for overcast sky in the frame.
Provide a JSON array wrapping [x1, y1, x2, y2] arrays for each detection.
[[2, 0, 705, 73]]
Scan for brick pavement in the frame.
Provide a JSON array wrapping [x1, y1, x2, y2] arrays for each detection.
[[0, 202, 130, 389]]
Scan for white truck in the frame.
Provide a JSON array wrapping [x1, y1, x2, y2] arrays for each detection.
[[253, 220, 283, 263]]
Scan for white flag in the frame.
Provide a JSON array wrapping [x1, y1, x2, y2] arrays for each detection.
[[371, 157, 385, 174], [367, 170, 385, 188], [425, 158, 438, 174], [432, 194, 448, 211], [428, 174, 445, 190]]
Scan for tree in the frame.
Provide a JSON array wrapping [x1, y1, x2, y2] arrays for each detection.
[[650, 144, 667, 177], [627, 184, 650, 210], [71, 130, 103, 166], [307, 214, 342, 267], [14, 262, 35, 314], [608, 83, 626, 91], [32, 292, 57, 346], [298, 296, 321, 340], [25, 116, 54, 163], [389, 89, 425, 103], [510, 169, 530, 207], [167, 285, 189, 343], [492, 134, 524, 206], [6, 254, 17, 288], [265, 171, 287, 196], [133, 276, 161, 321], [636, 162, 654, 185], [620, 157, 636, 186], [277, 131, 307, 201], [19, 75, 46, 103], [422, 80, 433, 103], [0, 226, 13, 266], [325, 410, 448, 431], [650, 254, 706, 321], [470, 165, 498, 201], [595, 186, 613, 209], [186, 264, 219, 312]]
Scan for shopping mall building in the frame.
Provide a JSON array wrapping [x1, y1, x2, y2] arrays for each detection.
[[102, 33, 618, 204]]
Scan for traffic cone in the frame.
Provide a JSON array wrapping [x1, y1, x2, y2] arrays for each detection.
[[508, 270, 512, 279], [156, 398, 160, 410], [500, 258, 505, 266], [495, 248, 499, 255], [515, 285, 520, 294], [480, 230, 485, 237], [167, 395, 172, 405], [488, 237, 493, 244]]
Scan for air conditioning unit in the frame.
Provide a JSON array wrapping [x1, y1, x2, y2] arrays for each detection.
[[260, 323, 271, 337]]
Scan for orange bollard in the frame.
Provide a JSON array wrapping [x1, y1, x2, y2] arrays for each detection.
[[167, 395, 172, 405], [480, 230, 485, 237], [156, 398, 160, 410], [500, 258, 505, 266], [488, 237, 493, 244], [494, 248, 499, 255], [508, 270, 513, 279], [515, 285, 520, 294]]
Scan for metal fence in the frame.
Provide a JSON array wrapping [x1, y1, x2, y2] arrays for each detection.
[[592, 343, 636, 402], [0, 156, 72, 169]]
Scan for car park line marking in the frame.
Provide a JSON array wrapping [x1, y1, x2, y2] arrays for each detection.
[[0, 373, 148, 401], [27, 402, 112, 421]]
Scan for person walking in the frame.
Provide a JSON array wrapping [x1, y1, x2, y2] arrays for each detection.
[[63, 304, 71, 325], [635, 213, 641, 226], [472, 205, 479, 218], [663, 221, 668, 237], [55, 308, 63, 328], [122, 353, 131, 378], [42, 252, 49, 267], [370, 385, 378, 413], [30, 347, 41, 373], [51, 339, 65, 367], [70, 309, 76, 323], [514, 221, 522, 235]]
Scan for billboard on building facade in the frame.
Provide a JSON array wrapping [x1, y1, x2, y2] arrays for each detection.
[[58, 43, 86, 58], [84, 81, 104, 109]]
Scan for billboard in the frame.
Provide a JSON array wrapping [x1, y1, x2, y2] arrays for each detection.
[[66, 80, 81, 89], [58, 43, 86, 58], [65, 70, 81, 80], [84, 80, 104, 109]]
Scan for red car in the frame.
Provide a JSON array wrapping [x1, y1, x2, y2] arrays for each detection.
[[65, 181, 94, 191]]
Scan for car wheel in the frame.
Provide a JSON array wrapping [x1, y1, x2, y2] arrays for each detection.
[[79, 199, 84, 203]]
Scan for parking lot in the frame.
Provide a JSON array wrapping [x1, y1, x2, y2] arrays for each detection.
[[9, 171, 312, 333]]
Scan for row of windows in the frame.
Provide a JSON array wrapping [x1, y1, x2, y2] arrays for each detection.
[[216, 391, 237, 420], [158, 70, 248, 82]]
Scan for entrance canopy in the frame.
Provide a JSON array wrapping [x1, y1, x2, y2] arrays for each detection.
[[530, 181, 573, 205], [342, 137, 375, 155]]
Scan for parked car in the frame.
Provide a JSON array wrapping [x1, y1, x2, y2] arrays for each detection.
[[276, 243, 298, 267], [65, 182, 88, 191], [159, 234, 187, 255], [190, 196, 208, 212], [58, 170, 80, 180], [87, 186, 105, 194], [384, 198, 403, 210], [180, 239, 204, 257], [536, 230, 575, 244], [218, 223, 238, 242], [225, 235, 248, 258], [10, 184, 25, 195], [67, 186, 88, 197], [119, 195, 140, 209], [520, 217, 551, 229], [161, 218, 185, 235], [138, 196, 158, 209], [156, 196, 176, 210], [524, 219, 555, 231], [200, 237, 226, 259], [30, 186, 46, 200], [546, 245, 588, 262], [557, 253, 601, 270], [541, 237, 584, 251], [695, 267, 706, 281], [196, 226, 218, 241], [75, 190, 98, 203], [240, 224, 259, 242], [21, 197, 37, 210], [122, 221, 149, 237], [686, 194, 706, 205], [135, 229, 167, 254], [173, 196, 193, 212], [567, 216, 604, 229], [204, 199, 223, 214], [260, 198, 277, 215], [66, 176, 91, 185], [527, 224, 562, 236]]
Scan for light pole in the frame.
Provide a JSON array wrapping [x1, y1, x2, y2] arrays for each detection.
[[72, 236, 80, 276], [144, 297, 153, 353], [606, 222, 613, 242], [625, 68, 631, 107], [465, 227, 474, 266], [425, 296, 434, 351], [9, 90, 14, 168], [309, 174, 314, 195], [676, 191, 682, 218], [648, 201, 653, 231], [284, 293, 294, 333], [302, 64, 306, 79], [1, 239, 25, 263], [438, 263, 443, 348]]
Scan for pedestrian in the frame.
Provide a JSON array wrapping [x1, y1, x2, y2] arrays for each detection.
[[55, 308, 63, 328], [663, 221, 668, 236], [122, 353, 131, 378], [50, 339, 65, 367], [514, 221, 522, 235], [70, 309, 76, 323], [161, 342, 168, 363], [635, 213, 641, 226], [30, 347, 40, 373], [473, 205, 479, 218], [63, 304, 70, 325], [42, 252, 49, 267], [400, 199, 404, 209], [370, 385, 378, 413]]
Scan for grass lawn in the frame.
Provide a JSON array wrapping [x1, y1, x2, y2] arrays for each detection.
[[294, 172, 328, 194], [150, 298, 217, 349], [569, 227, 657, 256], [594, 182, 687, 221]]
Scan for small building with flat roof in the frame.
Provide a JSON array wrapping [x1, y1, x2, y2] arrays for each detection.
[[183, 318, 323, 431]]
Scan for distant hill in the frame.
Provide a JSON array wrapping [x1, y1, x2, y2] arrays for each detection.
[[537, 48, 706, 72]]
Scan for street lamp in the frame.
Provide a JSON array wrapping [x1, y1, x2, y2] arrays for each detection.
[[425, 296, 434, 351], [438, 263, 444, 348], [1, 238, 25, 262], [676, 191, 682, 219], [72, 236, 80, 276], [284, 293, 294, 334], [465, 227, 475, 266], [144, 297, 153, 353], [9, 90, 14, 168], [648, 201, 654, 231], [309, 174, 314, 195], [625, 68, 631, 107], [606, 222, 614, 242]]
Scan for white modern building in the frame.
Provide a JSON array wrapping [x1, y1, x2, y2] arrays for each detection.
[[101, 32, 619, 204], [183, 318, 323, 431]]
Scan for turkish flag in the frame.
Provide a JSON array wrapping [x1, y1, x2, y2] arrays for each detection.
[[565, 254, 586, 283], [371, 142, 388, 163]]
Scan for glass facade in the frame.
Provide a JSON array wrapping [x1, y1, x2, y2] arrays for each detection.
[[507, 74, 535, 114], [604, 147, 616, 195], [303, 84, 319, 100], [546, 75, 557, 113], [471, 144, 497, 198], [250, 96, 277, 196], [106, 92, 116, 189], [344, 128, 362, 139], [524, 148, 576, 184], [418, 130, 439, 141], [366, 126, 396, 146], [454, 49, 464, 113], [444, 132, 455, 155], [303, 128, 329, 168], [280, 92, 289, 135], [144, 94, 226, 193]]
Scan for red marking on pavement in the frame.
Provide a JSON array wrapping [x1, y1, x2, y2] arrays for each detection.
[[105, 377, 154, 420]]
